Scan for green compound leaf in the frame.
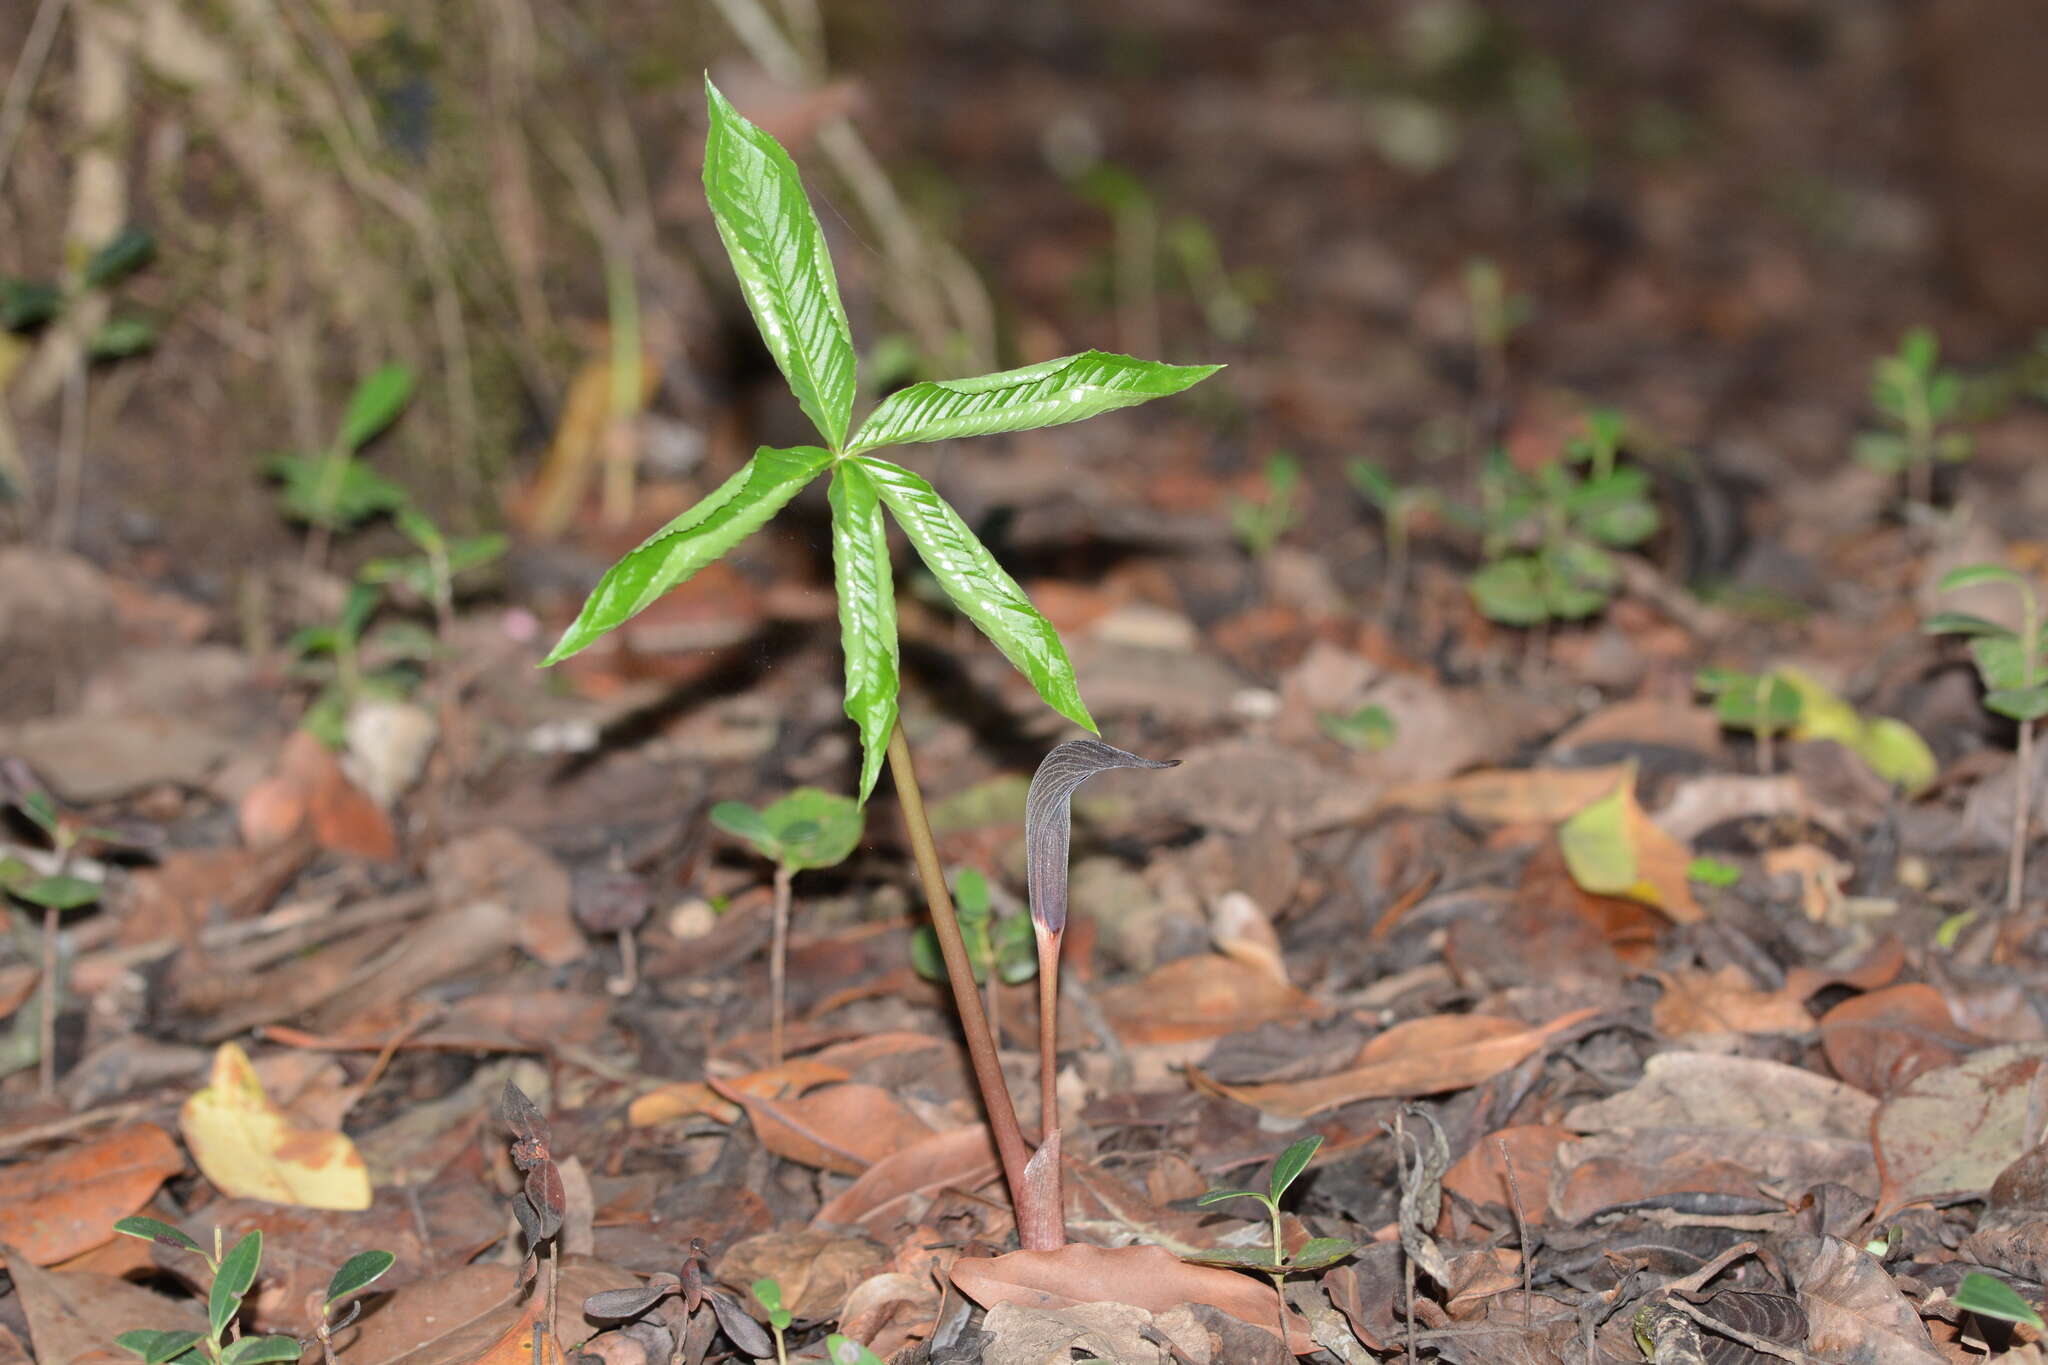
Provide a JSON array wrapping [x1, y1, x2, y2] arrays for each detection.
[[337, 363, 414, 453], [114, 1216, 204, 1254], [859, 456, 1095, 733], [211, 1231, 263, 1344], [1269, 1133, 1322, 1202], [704, 79, 857, 451], [325, 1249, 396, 1306], [114, 1329, 205, 1364], [219, 1336, 304, 1365], [848, 350, 1220, 453], [544, 445, 833, 664], [828, 460, 900, 804], [1954, 1271, 2045, 1330]]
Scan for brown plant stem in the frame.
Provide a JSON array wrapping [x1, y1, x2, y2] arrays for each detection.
[[769, 865, 793, 1065], [885, 723, 1057, 1247], [1036, 927, 1061, 1147]]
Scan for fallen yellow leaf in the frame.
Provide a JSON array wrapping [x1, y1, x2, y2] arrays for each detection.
[[179, 1043, 371, 1210], [1558, 773, 1702, 924]]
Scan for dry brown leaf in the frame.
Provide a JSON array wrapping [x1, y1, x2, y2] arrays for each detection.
[[1191, 1008, 1597, 1119], [812, 1124, 1000, 1232], [720, 1229, 886, 1322], [239, 730, 397, 862], [1556, 773, 1703, 923], [0, 1124, 182, 1266], [1437, 1123, 1570, 1237], [1379, 764, 1631, 826], [1820, 983, 1981, 1095], [4, 1246, 205, 1365], [348, 1258, 624, 1365], [709, 1078, 932, 1175], [949, 1242, 1312, 1354], [1874, 1043, 2048, 1218], [1209, 891, 1290, 988], [1652, 965, 1817, 1038], [428, 827, 583, 967], [1764, 843, 1851, 922], [1099, 952, 1323, 1045]]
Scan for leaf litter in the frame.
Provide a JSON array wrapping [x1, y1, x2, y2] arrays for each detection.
[[9, 8, 2048, 1364]]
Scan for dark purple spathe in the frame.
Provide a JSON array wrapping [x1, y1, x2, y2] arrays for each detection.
[[1023, 739, 1177, 936]]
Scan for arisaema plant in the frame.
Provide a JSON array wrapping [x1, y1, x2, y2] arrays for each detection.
[[544, 79, 1215, 1249]]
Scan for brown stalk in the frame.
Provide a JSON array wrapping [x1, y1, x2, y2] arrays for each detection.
[[884, 723, 1055, 1247]]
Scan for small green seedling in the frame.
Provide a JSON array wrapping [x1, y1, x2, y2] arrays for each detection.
[[1, 226, 158, 359], [1696, 667, 1803, 774], [1346, 459, 1438, 617], [1927, 563, 2048, 915], [1686, 856, 1742, 888], [1190, 1134, 1357, 1300], [824, 1336, 887, 1365], [1464, 257, 1530, 412], [288, 583, 432, 748], [3, 783, 104, 1096], [268, 363, 415, 567], [752, 1277, 793, 1365], [360, 507, 506, 641], [1230, 452, 1302, 559], [310, 1250, 395, 1365], [712, 789, 864, 1066], [545, 78, 1211, 1251], [911, 866, 1035, 988], [1318, 703, 1396, 753], [1954, 1271, 2044, 1332], [111, 1222, 303, 1365], [1856, 327, 1971, 509], [1461, 428, 1658, 627]]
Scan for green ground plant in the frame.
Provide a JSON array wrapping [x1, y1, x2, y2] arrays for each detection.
[[287, 583, 435, 747], [109, 1222, 309, 1365], [1190, 1134, 1357, 1340], [1346, 458, 1437, 617], [823, 1335, 888, 1365], [1318, 702, 1396, 752], [268, 363, 415, 569], [1856, 327, 1971, 510], [2, 782, 105, 1095], [310, 1251, 397, 1364], [359, 506, 507, 642], [1229, 451, 1302, 559], [543, 78, 1210, 1250], [751, 1277, 793, 1365], [1927, 563, 2048, 915], [0, 226, 158, 359], [1954, 1271, 2045, 1333], [1695, 667, 1803, 773], [710, 788, 864, 1065], [1460, 415, 1658, 627]]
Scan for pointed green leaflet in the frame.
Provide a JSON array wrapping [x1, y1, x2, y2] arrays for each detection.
[[113, 1215, 203, 1254], [859, 456, 1095, 733], [829, 459, 899, 802], [325, 1249, 396, 1306], [704, 79, 857, 451], [1954, 1271, 2044, 1329], [1286, 1236, 1357, 1271], [114, 1329, 204, 1364], [336, 364, 414, 453], [848, 350, 1219, 453], [220, 1337, 304, 1365], [1938, 563, 2027, 594], [544, 445, 833, 664], [1268, 1134, 1322, 1202], [210, 1231, 263, 1343], [1195, 1188, 1265, 1207]]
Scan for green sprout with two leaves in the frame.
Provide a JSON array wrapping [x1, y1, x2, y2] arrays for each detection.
[[1695, 664, 1935, 793], [268, 363, 415, 569], [1695, 667, 1802, 774], [110, 1220, 392, 1365], [1927, 563, 2048, 915], [1, 226, 158, 360], [1461, 409, 1658, 627], [542, 78, 1213, 1250], [1191, 1135, 1356, 1325], [1229, 451, 1301, 559], [1346, 458, 1438, 618], [3, 782, 106, 1095], [287, 583, 436, 749], [360, 506, 507, 643], [911, 865, 1035, 989], [1855, 327, 1972, 511], [711, 789, 864, 1066]]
